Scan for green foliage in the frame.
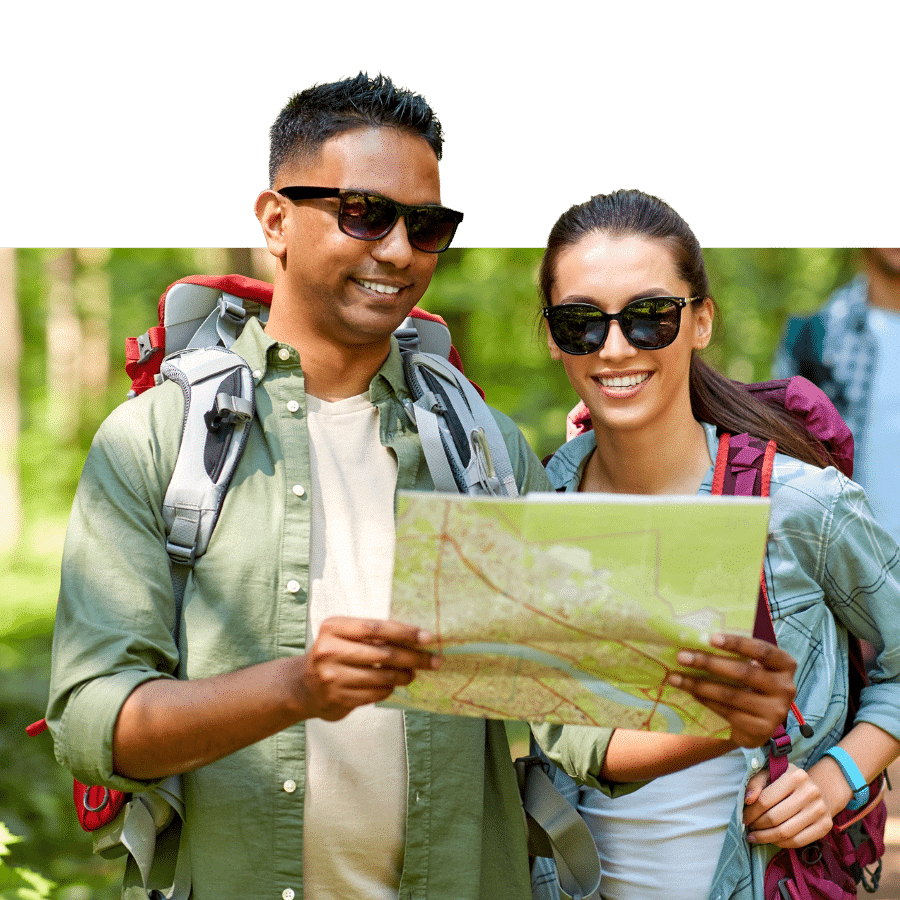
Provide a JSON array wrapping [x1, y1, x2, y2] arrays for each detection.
[[3, 246, 859, 897], [0, 822, 56, 900], [1, 614, 121, 899]]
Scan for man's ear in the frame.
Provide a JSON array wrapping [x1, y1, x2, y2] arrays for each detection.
[[545, 318, 563, 361], [255, 190, 289, 259], [693, 298, 714, 350]]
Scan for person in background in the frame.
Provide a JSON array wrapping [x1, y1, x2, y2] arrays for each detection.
[[774, 248, 900, 543]]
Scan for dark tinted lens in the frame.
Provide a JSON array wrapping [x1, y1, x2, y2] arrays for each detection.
[[339, 193, 397, 239], [620, 299, 680, 348], [548, 306, 609, 354], [407, 207, 458, 253]]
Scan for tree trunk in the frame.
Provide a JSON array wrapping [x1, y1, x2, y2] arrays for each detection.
[[45, 249, 81, 442], [0, 248, 22, 552], [75, 248, 111, 426]]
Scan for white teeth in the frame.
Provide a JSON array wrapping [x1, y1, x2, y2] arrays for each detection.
[[598, 372, 650, 389], [357, 279, 401, 295]]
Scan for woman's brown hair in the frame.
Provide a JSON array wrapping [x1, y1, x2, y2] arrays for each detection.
[[539, 189, 840, 470]]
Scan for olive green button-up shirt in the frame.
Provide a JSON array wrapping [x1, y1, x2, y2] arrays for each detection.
[[47, 318, 558, 900]]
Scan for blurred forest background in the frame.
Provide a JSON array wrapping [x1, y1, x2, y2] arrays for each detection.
[[0, 246, 859, 898]]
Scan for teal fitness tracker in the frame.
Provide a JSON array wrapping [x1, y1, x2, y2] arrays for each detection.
[[823, 746, 869, 811]]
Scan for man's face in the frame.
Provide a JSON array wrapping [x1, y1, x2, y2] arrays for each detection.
[[270, 126, 442, 348]]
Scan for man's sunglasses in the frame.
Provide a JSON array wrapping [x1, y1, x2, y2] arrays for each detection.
[[543, 297, 703, 355], [277, 186, 464, 253]]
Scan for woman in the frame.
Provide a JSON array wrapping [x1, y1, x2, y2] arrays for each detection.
[[532, 189, 900, 900]]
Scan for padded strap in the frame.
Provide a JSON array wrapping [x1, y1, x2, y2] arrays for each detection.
[[520, 762, 601, 900], [403, 351, 518, 497], [160, 346, 255, 566], [408, 396, 461, 493]]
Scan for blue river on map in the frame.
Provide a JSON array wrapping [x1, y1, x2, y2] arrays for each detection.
[[441, 642, 685, 732]]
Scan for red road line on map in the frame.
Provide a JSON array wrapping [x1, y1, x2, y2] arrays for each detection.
[[532, 678, 601, 726]]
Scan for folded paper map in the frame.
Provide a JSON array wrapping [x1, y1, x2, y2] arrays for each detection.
[[386, 490, 771, 737]]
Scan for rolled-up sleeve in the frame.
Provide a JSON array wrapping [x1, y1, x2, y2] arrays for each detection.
[[47, 388, 183, 791], [531, 722, 646, 797]]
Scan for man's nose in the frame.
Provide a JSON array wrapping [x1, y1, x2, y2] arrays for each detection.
[[371, 217, 415, 267]]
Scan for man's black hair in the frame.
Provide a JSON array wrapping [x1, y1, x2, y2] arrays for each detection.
[[268, 72, 444, 186]]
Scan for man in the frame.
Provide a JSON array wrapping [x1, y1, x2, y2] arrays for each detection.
[[47, 72, 552, 900], [48, 74, 795, 900], [774, 249, 900, 542]]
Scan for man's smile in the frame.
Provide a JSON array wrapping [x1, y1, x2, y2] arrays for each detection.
[[353, 277, 407, 295]]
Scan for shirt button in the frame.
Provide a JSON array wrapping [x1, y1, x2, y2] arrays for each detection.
[[252, 369, 262, 380], [278, 348, 291, 361], [283, 779, 297, 793], [750, 757, 761, 771], [286, 580, 300, 594], [286, 400, 300, 413], [292, 484, 306, 498], [282, 890, 295, 900]]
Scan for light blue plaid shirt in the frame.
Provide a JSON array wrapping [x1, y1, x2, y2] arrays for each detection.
[[774, 276, 875, 486], [532, 422, 900, 900]]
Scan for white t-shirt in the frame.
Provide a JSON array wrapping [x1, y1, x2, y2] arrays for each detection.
[[865, 307, 900, 543], [578, 749, 746, 900], [303, 392, 406, 900]]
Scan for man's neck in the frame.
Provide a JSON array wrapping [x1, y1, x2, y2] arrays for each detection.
[[266, 316, 389, 400]]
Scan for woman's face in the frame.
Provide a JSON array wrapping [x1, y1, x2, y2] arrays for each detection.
[[546, 230, 713, 439]]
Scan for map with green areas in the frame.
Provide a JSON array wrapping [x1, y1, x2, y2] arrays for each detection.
[[386, 491, 771, 737]]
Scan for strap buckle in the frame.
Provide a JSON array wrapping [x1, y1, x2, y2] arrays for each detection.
[[205, 393, 253, 432], [136, 331, 159, 364], [218, 296, 247, 327], [165, 538, 196, 567], [769, 732, 793, 758], [513, 753, 552, 792]]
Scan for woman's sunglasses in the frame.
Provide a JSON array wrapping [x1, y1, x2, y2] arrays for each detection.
[[543, 297, 702, 355], [277, 186, 464, 253]]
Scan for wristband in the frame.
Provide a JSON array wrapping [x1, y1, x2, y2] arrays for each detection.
[[823, 746, 869, 811]]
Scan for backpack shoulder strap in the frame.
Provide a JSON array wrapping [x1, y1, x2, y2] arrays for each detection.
[[159, 345, 255, 601], [397, 316, 517, 497], [712, 432, 780, 644], [402, 351, 518, 497], [713, 432, 797, 776], [516, 736, 601, 900]]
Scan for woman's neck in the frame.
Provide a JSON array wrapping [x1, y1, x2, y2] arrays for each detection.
[[581, 415, 713, 496]]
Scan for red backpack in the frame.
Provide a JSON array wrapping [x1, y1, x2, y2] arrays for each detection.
[[567, 376, 888, 898]]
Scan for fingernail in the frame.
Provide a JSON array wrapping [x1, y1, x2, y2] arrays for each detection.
[[746, 834, 757, 844], [676, 651, 694, 665], [418, 630, 433, 644], [668, 673, 683, 687], [431, 655, 443, 670], [710, 633, 726, 647]]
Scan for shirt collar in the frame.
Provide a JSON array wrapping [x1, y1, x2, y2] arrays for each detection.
[[231, 317, 410, 403]]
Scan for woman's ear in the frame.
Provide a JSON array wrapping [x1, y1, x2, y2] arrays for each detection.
[[255, 190, 289, 260], [693, 298, 714, 350], [545, 318, 563, 361]]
